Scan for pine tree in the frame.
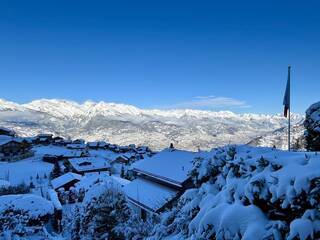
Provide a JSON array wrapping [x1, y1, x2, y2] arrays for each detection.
[[120, 164, 125, 178], [29, 181, 35, 189], [304, 101, 320, 151], [51, 161, 62, 179], [72, 188, 131, 239]]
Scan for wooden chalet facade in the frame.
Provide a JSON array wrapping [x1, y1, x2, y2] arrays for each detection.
[[0, 135, 33, 162], [42, 150, 87, 163], [35, 134, 53, 145]]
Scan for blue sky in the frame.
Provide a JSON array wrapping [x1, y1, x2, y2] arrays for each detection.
[[0, 0, 319, 114]]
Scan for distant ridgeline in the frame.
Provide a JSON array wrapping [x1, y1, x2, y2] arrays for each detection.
[[0, 98, 304, 151]]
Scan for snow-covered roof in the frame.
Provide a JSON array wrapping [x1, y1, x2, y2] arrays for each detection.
[[51, 172, 82, 190], [124, 178, 178, 212], [0, 194, 54, 218], [0, 135, 24, 146], [67, 143, 87, 149], [0, 135, 13, 145], [132, 149, 196, 185], [62, 150, 84, 158], [18, 137, 36, 143], [111, 175, 131, 186], [37, 133, 53, 137], [87, 142, 99, 147], [98, 141, 107, 147], [69, 157, 111, 172]]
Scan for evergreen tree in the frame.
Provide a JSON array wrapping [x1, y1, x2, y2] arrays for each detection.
[[29, 181, 35, 189], [120, 164, 125, 178], [72, 188, 131, 239], [304, 101, 320, 151], [51, 161, 62, 179]]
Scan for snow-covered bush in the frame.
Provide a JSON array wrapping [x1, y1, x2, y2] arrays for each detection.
[[304, 101, 320, 151], [0, 194, 54, 237], [151, 145, 320, 239], [67, 173, 153, 240]]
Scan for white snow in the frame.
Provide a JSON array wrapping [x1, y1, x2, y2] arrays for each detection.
[[111, 175, 131, 186], [51, 172, 82, 190], [0, 156, 52, 185], [48, 188, 62, 210], [0, 194, 54, 218], [151, 145, 320, 239], [288, 218, 314, 240], [0, 134, 14, 145], [0, 179, 10, 188], [124, 178, 178, 212], [69, 156, 110, 172], [132, 149, 196, 184]]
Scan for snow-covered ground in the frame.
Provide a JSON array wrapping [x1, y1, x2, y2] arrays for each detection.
[[0, 155, 52, 186], [1, 140, 320, 239]]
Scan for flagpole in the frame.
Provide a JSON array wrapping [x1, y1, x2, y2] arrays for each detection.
[[288, 103, 291, 151], [288, 66, 291, 151]]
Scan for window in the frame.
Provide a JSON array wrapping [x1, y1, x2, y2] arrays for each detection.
[[141, 208, 147, 221]]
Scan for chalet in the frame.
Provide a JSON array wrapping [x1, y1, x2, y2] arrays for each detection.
[[128, 144, 136, 149], [68, 156, 111, 174], [61, 150, 88, 160], [43, 154, 61, 163], [20, 137, 37, 144], [87, 141, 99, 149], [63, 139, 72, 145], [72, 139, 85, 144], [66, 143, 87, 150], [98, 141, 108, 149], [35, 134, 53, 145], [0, 135, 33, 162], [119, 146, 130, 153], [0, 127, 15, 137], [52, 137, 65, 146], [137, 146, 150, 153], [108, 144, 120, 152], [51, 172, 82, 191], [43, 150, 87, 163], [111, 153, 136, 165], [124, 149, 196, 220]]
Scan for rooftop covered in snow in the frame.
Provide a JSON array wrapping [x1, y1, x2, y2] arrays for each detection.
[[124, 178, 178, 213], [51, 172, 82, 190], [132, 149, 196, 187], [69, 156, 111, 173]]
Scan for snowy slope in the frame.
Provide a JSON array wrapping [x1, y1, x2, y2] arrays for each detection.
[[248, 120, 305, 149], [0, 98, 303, 150]]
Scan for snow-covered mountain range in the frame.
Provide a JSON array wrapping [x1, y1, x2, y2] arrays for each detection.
[[0, 99, 304, 150]]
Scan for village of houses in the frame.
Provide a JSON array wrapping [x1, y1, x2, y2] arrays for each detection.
[[0, 126, 197, 236]]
